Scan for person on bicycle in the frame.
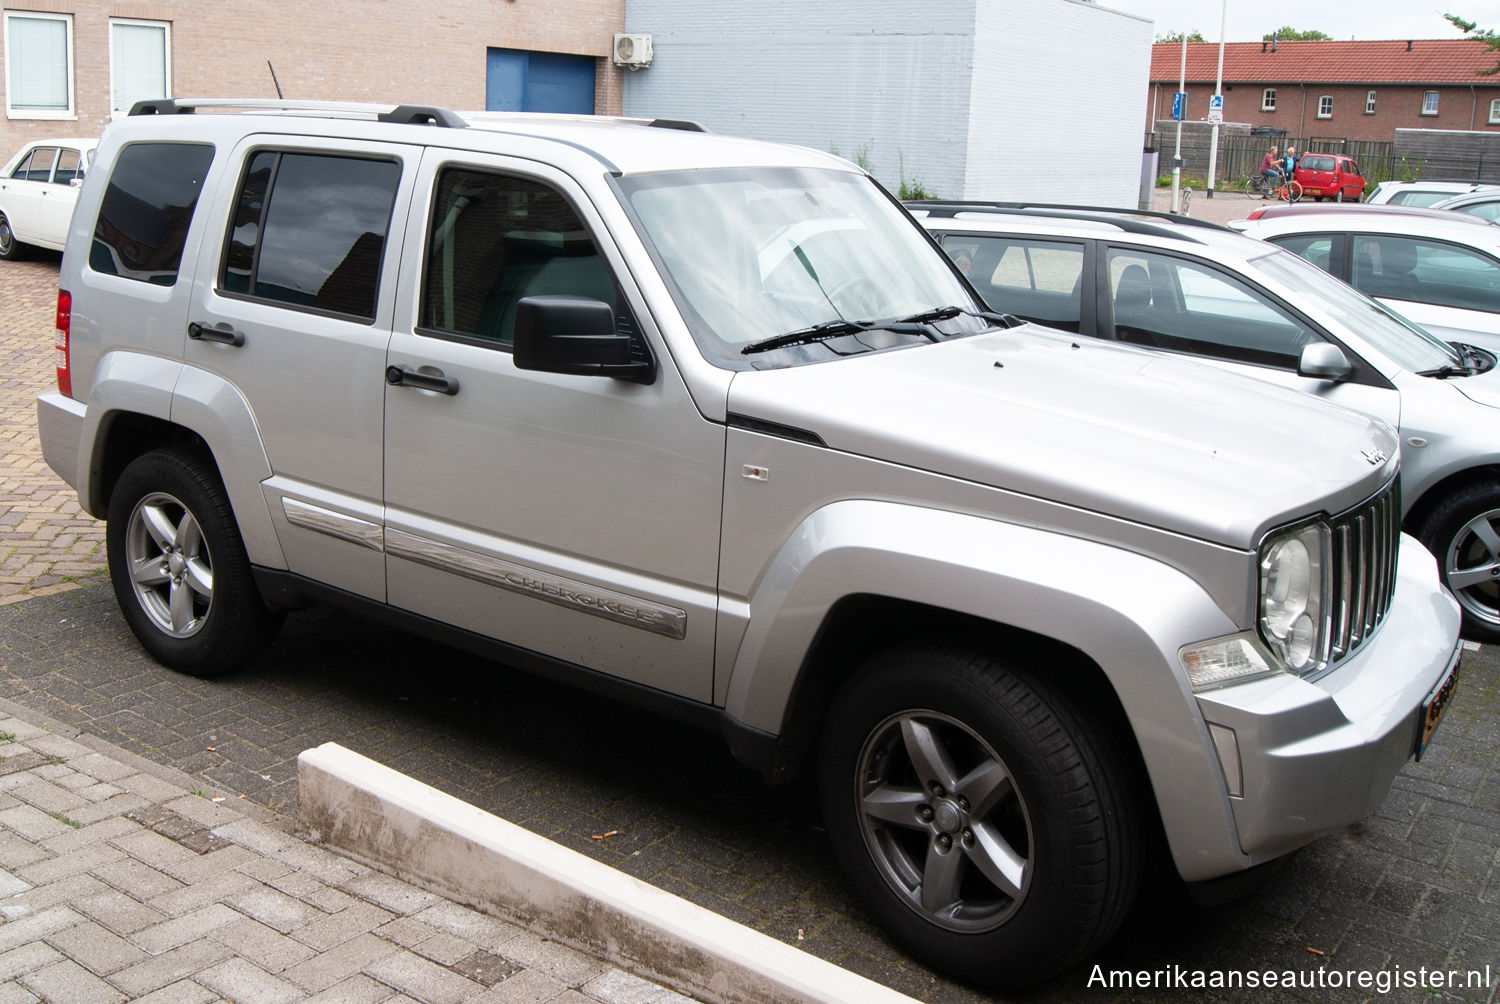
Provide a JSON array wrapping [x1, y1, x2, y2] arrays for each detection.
[[1259, 144, 1282, 198]]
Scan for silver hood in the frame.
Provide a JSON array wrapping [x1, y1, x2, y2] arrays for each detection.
[[727, 328, 1399, 548]]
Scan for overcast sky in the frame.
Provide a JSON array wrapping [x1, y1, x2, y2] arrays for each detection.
[[1097, 1, 1495, 42]]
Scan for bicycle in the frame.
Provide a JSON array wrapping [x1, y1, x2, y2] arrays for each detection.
[[1244, 170, 1302, 203]]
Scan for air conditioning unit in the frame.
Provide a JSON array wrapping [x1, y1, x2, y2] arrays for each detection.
[[613, 33, 653, 69]]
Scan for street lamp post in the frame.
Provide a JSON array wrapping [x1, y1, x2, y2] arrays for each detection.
[[1206, 1, 1227, 198]]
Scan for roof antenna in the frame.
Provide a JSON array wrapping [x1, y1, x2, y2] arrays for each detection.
[[268, 60, 284, 99]]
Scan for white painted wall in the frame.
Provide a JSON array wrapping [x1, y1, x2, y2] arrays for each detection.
[[622, 0, 1151, 205]]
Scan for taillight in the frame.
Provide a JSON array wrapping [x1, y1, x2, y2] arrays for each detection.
[[1245, 207, 1266, 220], [55, 289, 71, 397]]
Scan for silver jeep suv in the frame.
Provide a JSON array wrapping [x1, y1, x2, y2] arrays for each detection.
[[37, 100, 1461, 989]]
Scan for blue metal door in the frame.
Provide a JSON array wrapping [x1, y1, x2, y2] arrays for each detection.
[[486, 49, 595, 114]]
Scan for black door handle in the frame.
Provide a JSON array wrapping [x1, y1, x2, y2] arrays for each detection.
[[187, 322, 245, 347], [386, 364, 460, 396]]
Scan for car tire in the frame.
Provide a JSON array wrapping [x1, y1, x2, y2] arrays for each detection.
[[1418, 481, 1500, 643], [0, 212, 26, 261], [1334, 189, 1344, 203], [818, 644, 1142, 988], [1313, 196, 1325, 202], [106, 448, 283, 676]]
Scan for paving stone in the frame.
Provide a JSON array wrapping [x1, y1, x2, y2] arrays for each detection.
[[0, 871, 111, 921], [91, 855, 186, 902], [145, 869, 259, 915], [499, 932, 608, 986], [0, 905, 86, 953], [470, 966, 569, 1003], [106, 939, 235, 998], [292, 900, 397, 952], [341, 871, 439, 917], [281, 932, 402, 993], [38, 814, 139, 855], [0, 983, 38, 1004], [582, 969, 697, 1004], [43, 920, 148, 977], [362, 949, 486, 1004], [0, 804, 73, 841], [18, 958, 127, 1004], [110, 828, 199, 872], [131, 903, 240, 955], [0, 942, 64, 983], [74, 888, 167, 936], [412, 901, 524, 950], [194, 956, 303, 1004], [15, 840, 124, 885], [302, 973, 395, 1003], [206, 916, 316, 974], [226, 883, 327, 935], [0, 868, 28, 898], [126, 980, 216, 1004]]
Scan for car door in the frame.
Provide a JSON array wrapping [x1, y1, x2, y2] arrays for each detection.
[[382, 152, 723, 701], [0, 146, 55, 241], [184, 135, 419, 601], [1102, 245, 1398, 424], [35, 146, 84, 249]]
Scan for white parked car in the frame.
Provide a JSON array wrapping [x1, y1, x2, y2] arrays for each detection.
[[1366, 179, 1499, 207], [0, 137, 97, 260], [913, 201, 1500, 641], [1232, 206, 1500, 353]]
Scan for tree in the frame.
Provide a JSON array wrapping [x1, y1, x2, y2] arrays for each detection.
[[1262, 27, 1332, 41], [1156, 30, 1205, 44], [1446, 14, 1500, 75]]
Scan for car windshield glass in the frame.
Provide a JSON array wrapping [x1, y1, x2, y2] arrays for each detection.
[[615, 167, 986, 368], [1246, 247, 1462, 373]]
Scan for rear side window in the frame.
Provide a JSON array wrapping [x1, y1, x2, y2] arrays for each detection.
[[91, 143, 214, 286], [221, 151, 401, 321], [940, 235, 1084, 333]]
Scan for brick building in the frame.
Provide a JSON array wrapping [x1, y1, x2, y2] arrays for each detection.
[[0, 0, 628, 155], [1147, 38, 1500, 142]]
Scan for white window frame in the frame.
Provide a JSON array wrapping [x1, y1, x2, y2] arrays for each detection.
[[1366, 90, 1376, 114], [108, 18, 172, 118], [1423, 90, 1440, 115], [1262, 88, 1277, 112], [1317, 95, 1333, 119], [1490, 97, 1500, 125], [3, 11, 76, 120]]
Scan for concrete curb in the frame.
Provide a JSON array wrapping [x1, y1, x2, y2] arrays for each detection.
[[297, 742, 920, 1004]]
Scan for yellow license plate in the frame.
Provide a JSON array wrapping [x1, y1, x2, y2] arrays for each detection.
[[1416, 660, 1460, 760]]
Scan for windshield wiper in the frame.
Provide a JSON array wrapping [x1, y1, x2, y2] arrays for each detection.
[[740, 318, 872, 355], [1416, 363, 1471, 378], [898, 305, 1021, 329]]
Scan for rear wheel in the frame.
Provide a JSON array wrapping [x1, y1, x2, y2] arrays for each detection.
[[106, 448, 283, 676], [818, 645, 1142, 988], [1418, 481, 1500, 643], [1334, 189, 1345, 203], [0, 212, 25, 261]]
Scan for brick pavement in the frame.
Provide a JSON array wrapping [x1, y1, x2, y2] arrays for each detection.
[[2, 242, 1498, 1002], [0, 252, 107, 605], [0, 697, 694, 1003]]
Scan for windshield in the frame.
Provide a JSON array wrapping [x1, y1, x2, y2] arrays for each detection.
[[1245, 246, 1462, 373], [615, 167, 987, 368]]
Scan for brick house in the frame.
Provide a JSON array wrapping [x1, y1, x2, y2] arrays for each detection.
[[0, 0, 628, 155], [1147, 39, 1500, 143]]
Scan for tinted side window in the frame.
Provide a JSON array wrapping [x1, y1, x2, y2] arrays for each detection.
[[14, 148, 56, 181], [941, 235, 1083, 333], [220, 152, 400, 321], [420, 167, 638, 355], [1107, 248, 1320, 368], [1268, 233, 1348, 278], [52, 148, 80, 184], [91, 143, 215, 286], [1352, 235, 1500, 313]]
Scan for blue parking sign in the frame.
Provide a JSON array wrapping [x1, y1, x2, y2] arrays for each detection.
[[1172, 92, 1185, 121]]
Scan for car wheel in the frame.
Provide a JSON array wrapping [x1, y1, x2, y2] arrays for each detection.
[[1334, 189, 1344, 203], [0, 212, 25, 261], [106, 448, 283, 676], [1418, 482, 1500, 643], [818, 644, 1142, 988]]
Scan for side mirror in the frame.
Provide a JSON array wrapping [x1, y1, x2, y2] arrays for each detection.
[[1297, 342, 1352, 381], [512, 295, 652, 382]]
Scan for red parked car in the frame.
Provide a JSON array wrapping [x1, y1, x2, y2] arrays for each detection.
[[1293, 153, 1365, 202]]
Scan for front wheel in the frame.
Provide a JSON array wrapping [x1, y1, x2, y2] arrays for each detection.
[[1418, 482, 1500, 643], [818, 645, 1142, 988], [1283, 180, 1304, 203], [106, 448, 283, 676]]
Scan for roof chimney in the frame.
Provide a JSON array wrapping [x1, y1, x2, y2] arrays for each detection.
[[1406, 40, 1413, 51], [1261, 40, 1267, 53], [1271, 34, 1278, 53]]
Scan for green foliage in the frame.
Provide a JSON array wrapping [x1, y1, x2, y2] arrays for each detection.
[[1156, 30, 1205, 44], [1263, 27, 1332, 41], [896, 151, 935, 201], [1157, 174, 1207, 189], [1446, 14, 1500, 75]]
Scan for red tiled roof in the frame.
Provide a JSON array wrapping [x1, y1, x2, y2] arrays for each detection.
[[1149, 39, 1500, 86]]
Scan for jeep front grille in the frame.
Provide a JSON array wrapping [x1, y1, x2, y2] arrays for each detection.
[[1328, 477, 1401, 665]]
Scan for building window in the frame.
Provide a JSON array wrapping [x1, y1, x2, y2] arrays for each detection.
[[1490, 98, 1500, 124], [110, 20, 171, 116], [1262, 88, 1276, 111], [1423, 90, 1440, 115], [1318, 95, 1333, 119], [3, 12, 75, 119], [1366, 90, 1377, 114]]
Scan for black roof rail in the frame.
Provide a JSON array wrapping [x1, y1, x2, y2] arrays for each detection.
[[129, 99, 193, 116], [904, 200, 1233, 240], [378, 104, 467, 128], [647, 118, 708, 132]]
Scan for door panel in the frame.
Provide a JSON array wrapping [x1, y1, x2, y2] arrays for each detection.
[[485, 48, 595, 113], [383, 154, 721, 700], [185, 136, 420, 600]]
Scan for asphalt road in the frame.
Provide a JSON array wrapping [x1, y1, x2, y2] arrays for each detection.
[[1, 253, 1497, 1002]]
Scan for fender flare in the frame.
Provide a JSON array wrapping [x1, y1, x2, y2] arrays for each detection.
[[720, 499, 1250, 875]]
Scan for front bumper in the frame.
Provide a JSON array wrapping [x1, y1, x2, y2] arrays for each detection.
[[1192, 534, 1461, 867]]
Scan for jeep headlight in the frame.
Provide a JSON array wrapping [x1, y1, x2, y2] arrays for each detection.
[[1258, 521, 1329, 675]]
